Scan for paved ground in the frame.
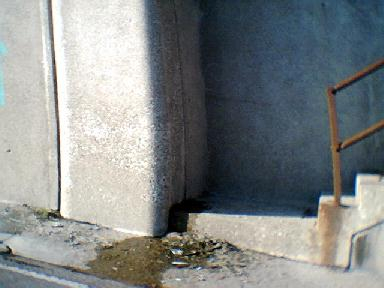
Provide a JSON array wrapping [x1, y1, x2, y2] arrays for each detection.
[[163, 251, 384, 288], [2, 253, 383, 288], [0, 203, 383, 288], [0, 256, 133, 288], [0, 268, 68, 288], [0, 203, 132, 269]]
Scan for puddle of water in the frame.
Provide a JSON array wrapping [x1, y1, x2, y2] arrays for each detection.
[[85, 234, 236, 287]]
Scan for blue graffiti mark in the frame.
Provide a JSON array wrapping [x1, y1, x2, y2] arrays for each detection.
[[0, 42, 6, 55], [0, 41, 6, 107]]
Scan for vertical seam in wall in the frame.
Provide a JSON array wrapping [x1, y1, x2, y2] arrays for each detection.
[[40, 0, 61, 209], [47, 0, 61, 210], [50, 0, 72, 216], [172, 0, 187, 200]]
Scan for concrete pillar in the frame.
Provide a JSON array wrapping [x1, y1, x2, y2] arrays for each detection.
[[0, 0, 58, 209], [52, 0, 206, 235]]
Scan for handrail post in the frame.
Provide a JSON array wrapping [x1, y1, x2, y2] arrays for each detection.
[[326, 59, 384, 207], [326, 88, 342, 206]]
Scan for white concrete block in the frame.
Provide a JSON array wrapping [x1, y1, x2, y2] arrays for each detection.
[[0, 0, 58, 209], [52, 0, 204, 235], [355, 174, 382, 206], [358, 183, 384, 221]]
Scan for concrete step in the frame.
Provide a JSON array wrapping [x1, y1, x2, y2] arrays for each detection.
[[172, 209, 318, 262], [171, 195, 357, 267], [351, 221, 384, 275], [355, 174, 382, 203], [170, 174, 384, 269], [170, 195, 320, 264], [355, 174, 384, 220], [316, 195, 359, 267]]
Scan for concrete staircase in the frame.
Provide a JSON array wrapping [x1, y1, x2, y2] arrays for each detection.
[[171, 174, 384, 269]]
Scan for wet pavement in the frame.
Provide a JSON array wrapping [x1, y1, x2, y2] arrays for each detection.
[[85, 233, 243, 287]]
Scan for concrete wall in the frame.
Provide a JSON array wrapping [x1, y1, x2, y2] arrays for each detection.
[[174, 0, 208, 199], [0, 0, 58, 209], [52, 0, 205, 235], [201, 0, 384, 207]]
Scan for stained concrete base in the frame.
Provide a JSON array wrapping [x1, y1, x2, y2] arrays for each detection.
[[172, 174, 384, 271]]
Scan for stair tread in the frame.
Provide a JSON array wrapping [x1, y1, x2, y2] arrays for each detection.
[[178, 193, 318, 218]]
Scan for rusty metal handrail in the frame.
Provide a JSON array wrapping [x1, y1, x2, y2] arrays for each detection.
[[326, 59, 384, 206]]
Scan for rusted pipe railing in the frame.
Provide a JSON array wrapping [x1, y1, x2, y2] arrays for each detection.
[[326, 59, 384, 206], [340, 120, 384, 150]]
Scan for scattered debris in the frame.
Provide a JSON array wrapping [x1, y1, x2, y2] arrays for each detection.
[[85, 232, 243, 288], [90, 225, 101, 231], [101, 243, 113, 249], [51, 222, 64, 228], [34, 208, 51, 220], [33, 208, 61, 220], [170, 248, 183, 256], [0, 243, 11, 255], [171, 261, 189, 268]]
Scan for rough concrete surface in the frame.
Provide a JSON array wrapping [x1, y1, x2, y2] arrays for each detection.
[[0, 203, 383, 288], [184, 212, 319, 262], [352, 222, 384, 276], [0, 256, 133, 288], [202, 0, 384, 207], [53, 0, 172, 236], [172, 175, 384, 270], [52, 0, 205, 236], [0, 203, 132, 269], [163, 251, 384, 288], [0, 0, 58, 208]]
